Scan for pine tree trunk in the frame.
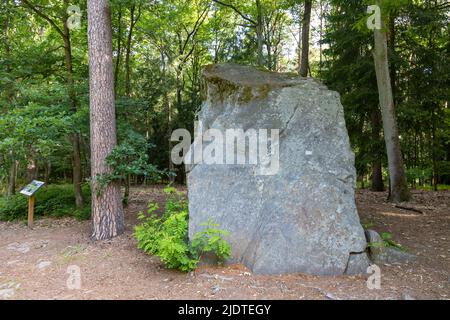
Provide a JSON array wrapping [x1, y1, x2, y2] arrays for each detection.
[[88, 0, 124, 240], [373, 8, 410, 202], [299, 0, 312, 77]]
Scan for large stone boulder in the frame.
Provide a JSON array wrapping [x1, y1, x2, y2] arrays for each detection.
[[187, 64, 368, 275]]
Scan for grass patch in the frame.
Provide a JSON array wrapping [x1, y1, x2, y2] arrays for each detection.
[[414, 184, 450, 191], [0, 184, 91, 221]]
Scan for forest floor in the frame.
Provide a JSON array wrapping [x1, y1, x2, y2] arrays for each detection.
[[0, 186, 448, 300]]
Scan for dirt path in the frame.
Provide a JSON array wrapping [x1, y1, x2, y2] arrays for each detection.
[[0, 187, 448, 300]]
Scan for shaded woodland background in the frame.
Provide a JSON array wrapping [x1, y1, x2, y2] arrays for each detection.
[[0, 0, 449, 207]]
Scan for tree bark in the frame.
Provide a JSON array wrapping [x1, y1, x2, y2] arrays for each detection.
[[371, 110, 385, 192], [299, 0, 312, 77], [373, 6, 410, 202], [296, 4, 302, 74], [318, 0, 324, 78], [114, 5, 123, 95], [62, 11, 84, 208], [125, 4, 136, 97], [256, 0, 264, 67], [7, 159, 16, 196], [88, 0, 124, 240], [27, 158, 38, 181]]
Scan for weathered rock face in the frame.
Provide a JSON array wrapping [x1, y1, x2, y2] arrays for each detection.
[[187, 64, 368, 275]]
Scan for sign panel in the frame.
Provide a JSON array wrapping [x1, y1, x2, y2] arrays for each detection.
[[20, 180, 45, 197]]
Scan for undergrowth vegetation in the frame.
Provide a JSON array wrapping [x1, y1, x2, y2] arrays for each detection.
[[134, 186, 231, 272], [0, 184, 91, 221]]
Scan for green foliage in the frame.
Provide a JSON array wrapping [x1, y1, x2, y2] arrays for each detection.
[[191, 218, 231, 262], [134, 187, 231, 272], [0, 0, 448, 193], [361, 222, 375, 230], [0, 184, 91, 221], [368, 231, 406, 252], [95, 130, 168, 196]]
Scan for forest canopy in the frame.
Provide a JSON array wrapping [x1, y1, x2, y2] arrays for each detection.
[[0, 0, 449, 201]]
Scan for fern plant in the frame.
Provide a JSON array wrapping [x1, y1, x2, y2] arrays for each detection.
[[134, 187, 231, 272]]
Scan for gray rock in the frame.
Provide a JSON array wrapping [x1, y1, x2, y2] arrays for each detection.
[[0, 289, 15, 299], [402, 293, 416, 300], [37, 260, 52, 269], [365, 229, 416, 265], [0, 282, 20, 300], [365, 229, 383, 244], [6, 242, 30, 254], [187, 64, 368, 275], [344, 252, 371, 275]]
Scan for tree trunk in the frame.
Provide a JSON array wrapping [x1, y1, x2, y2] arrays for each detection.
[[373, 7, 410, 202], [63, 1, 84, 208], [45, 161, 51, 185], [124, 174, 130, 206], [27, 158, 38, 181], [256, 0, 264, 67], [7, 159, 16, 196], [88, 0, 124, 240], [125, 4, 138, 97], [318, 0, 323, 78], [371, 110, 385, 192], [161, 51, 175, 183], [431, 107, 438, 191], [297, 5, 302, 74], [299, 0, 312, 77], [114, 5, 123, 95]]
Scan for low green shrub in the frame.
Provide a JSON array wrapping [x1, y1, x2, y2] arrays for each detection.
[[134, 186, 231, 272], [368, 232, 406, 252], [0, 184, 91, 221]]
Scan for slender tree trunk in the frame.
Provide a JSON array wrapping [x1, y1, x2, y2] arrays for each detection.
[[7, 158, 16, 196], [300, 0, 312, 77], [125, 4, 139, 97], [88, 0, 124, 240], [176, 65, 183, 113], [4, 2, 15, 195], [373, 7, 410, 202], [114, 5, 123, 95], [45, 161, 51, 185], [63, 2, 84, 208], [371, 110, 385, 191], [297, 5, 302, 74], [319, 0, 323, 78], [431, 107, 438, 191], [22, 0, 84, 206], [124, 174, 130, 206], [160, 51, 175, 182], [256, 0, 264, 67], [27, 158, 37, 181]]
